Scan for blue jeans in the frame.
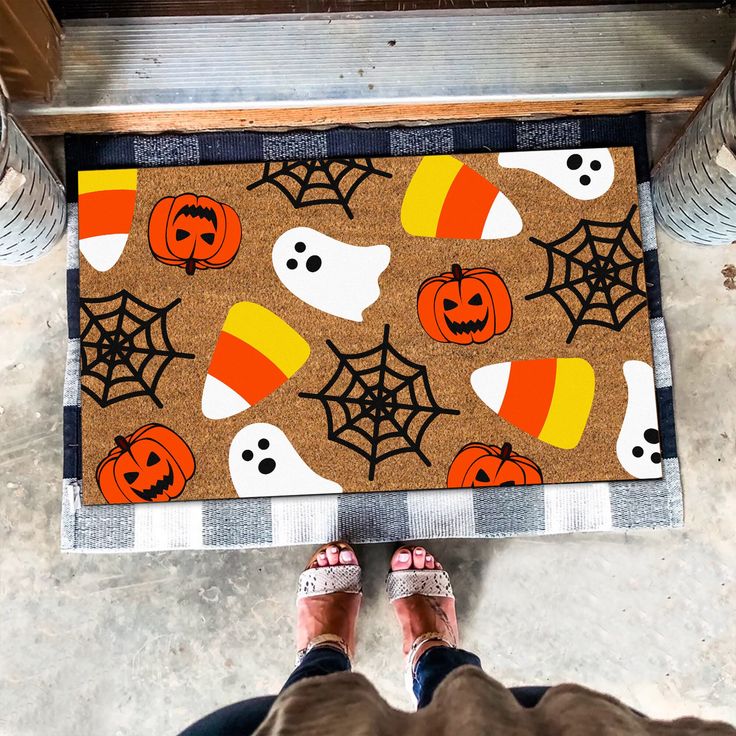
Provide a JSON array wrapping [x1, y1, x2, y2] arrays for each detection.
[[180, 645, 547, 735]]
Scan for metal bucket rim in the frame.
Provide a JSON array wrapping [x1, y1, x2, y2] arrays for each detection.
[[0, 91, 8, 169]]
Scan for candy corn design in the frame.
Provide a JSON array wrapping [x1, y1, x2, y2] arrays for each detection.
[[401, 156, 522, 240], [78, 169, 138, 271], [202, 302, 310, 420], [470, 358, 595, 450]]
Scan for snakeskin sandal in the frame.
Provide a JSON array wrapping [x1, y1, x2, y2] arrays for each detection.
[[385, 549, 456, 702], [296, 542, 362, 665]]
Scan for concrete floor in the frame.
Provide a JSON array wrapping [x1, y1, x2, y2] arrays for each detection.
[[1, 127, 736, 735]]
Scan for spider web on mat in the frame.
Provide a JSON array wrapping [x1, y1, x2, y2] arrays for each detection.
[[246, 158, 392, 219], [525, 204, 647, 344], [80, 290, 194, 409], [300, 325, 459, 481]]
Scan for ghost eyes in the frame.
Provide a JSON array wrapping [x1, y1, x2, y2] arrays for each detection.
[[287, 241, 322, 273], [566, 154, 601, 187], [240, 438, 276, 475]]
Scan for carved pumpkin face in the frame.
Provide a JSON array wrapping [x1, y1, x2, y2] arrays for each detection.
[[447, 442, 542, 488], [148, 194, 242, 275], [96, 424, 196, 504], [417, 264, 512, 344]]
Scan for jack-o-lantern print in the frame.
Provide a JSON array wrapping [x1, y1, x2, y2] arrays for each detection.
[[96, 423, 196, 504], [148, 193, 242, 275], [417, 264, 512, 344], [447, 442, 542, 488]]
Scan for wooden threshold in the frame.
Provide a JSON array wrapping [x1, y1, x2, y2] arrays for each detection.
[[19, 97, 703, 136], [17, 9, 731, 135], [49, 0, 722, 19]]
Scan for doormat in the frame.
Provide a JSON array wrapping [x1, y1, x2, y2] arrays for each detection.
[[62, 115, 682, 549], [78, 150, 659, 504]]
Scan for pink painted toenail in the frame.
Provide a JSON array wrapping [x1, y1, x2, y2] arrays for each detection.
[[329, 546, 339, 553], [398, 552, 410, 561], [319, 551, 327, 557], [426, 555, 433, 561], [339, 550, 352, 562], [415, 548, 425, 555]]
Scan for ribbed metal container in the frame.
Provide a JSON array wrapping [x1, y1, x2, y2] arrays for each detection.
[[652, 63, 736, 246], [0, 92, 66, 265]]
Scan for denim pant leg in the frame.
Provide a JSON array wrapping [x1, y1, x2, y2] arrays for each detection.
[[281, 645, 352, 691], [413, 645, 483, 708], [413, 647, 555, 711], [178, 696, 277, 736], [179, 646, 351, 736]]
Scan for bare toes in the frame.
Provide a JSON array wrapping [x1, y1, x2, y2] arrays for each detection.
[[391, 547, 413, 571], [339, 549, 355, 565], [326, 545, 341, 566], [425, 553, 435, 570], [412, 547, 426, 570], [317, 550, 329, 567]]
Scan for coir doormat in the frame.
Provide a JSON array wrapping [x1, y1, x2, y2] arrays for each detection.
[[62, 115, 682, 550]]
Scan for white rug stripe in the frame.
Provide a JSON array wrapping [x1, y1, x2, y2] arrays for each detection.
[[649, 317, 673, 388], [63, 338, 81, 407], [544, 482, 612, 534], [271, 495, 339, 546], [60, 479, 80, 550], [66, 205, 79, 270], [637, 182, 658, 252], [662, 457, 684, 524], [407, 489, 475, 539], [134, 502, 204, 550]]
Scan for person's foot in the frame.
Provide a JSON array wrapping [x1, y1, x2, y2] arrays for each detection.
[[297, 542, 361, 656], [389, 546, 459, 663]]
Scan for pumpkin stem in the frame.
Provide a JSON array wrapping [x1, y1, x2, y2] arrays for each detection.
[[185, 259, 196, 275], [500, 442, 513, 461], [451, 264, 463, 281], [114, 435, 131, 453]]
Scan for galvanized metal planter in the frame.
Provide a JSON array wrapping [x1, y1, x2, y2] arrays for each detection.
[[0, 91, 66, 265], [653, 61, 736, 246]]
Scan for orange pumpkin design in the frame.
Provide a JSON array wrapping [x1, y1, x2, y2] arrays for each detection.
[[96, 424, 196, 504], [447, 442, 542, 488], [148, 193, 242, 275], [417, 264, 512, 344]]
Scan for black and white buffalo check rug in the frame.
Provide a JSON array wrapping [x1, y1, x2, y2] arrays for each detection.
[[61, 114, 682, 552]]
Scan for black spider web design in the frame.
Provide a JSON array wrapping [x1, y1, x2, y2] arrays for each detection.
[[246, 158, 392, 219], [525, 204, 647, 344], [299, 325, 459, 481], [80, 290, 195, 409]]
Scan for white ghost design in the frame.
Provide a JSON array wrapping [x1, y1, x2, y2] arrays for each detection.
[[273, 227, 390, 322], [615, 361, 663, 480], [498, 148, 615, 201], [229, 423, 343, 498]]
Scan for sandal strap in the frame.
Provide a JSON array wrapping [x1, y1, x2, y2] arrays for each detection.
[[386, 569, 454, 602], [407, 631, 456, 675], [296, 634, 350, 666], [297, 564, 362, 599]]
